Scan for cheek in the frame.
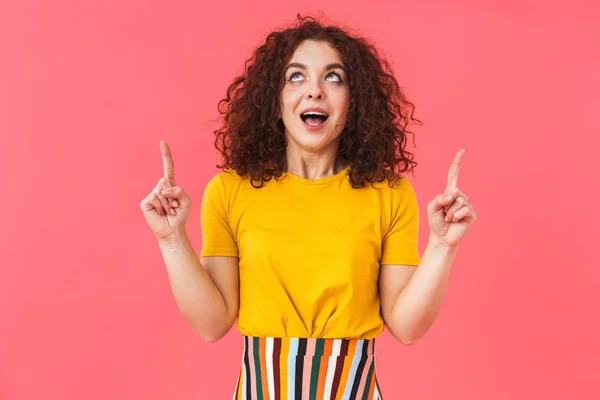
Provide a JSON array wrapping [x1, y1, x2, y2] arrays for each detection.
[[331, 88, 350, 112], [280, 88, 301, 114]]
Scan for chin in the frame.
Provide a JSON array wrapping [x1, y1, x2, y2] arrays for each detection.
[[288, 130, 341, 153]]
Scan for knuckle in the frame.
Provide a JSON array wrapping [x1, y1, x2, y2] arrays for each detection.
[[158, 179, 169, 188]]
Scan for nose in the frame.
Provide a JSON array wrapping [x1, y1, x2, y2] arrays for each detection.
[[306, 80, 325, 100]]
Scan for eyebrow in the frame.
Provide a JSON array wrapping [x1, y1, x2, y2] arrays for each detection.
[[284, 62, 346, 74]]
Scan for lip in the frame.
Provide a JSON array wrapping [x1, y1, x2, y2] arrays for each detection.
[[301, 116, 328, 131], [299, 107, 329, 132], [300, 107, 329, 116]]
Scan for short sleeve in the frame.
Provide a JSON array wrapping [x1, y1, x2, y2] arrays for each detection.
[[199, 174, 239, 257], [380, 177, 421, 265]]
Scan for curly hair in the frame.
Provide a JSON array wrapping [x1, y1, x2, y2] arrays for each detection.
[[213, 14, 420, 188]]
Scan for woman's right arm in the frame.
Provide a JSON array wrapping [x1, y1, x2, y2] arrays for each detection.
[[158, 232, 239, 343], [141, 141, 238, 343]]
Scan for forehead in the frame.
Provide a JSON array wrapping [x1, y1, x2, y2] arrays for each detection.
[[289, 40, 344, 66]]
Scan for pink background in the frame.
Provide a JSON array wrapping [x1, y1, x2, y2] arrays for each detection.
[[1, 0, 598, 399]]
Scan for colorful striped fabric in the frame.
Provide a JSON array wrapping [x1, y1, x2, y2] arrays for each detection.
[[233, 336, 384, 400]]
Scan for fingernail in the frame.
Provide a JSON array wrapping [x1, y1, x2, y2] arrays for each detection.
[[173, 200, 178, 207], [161, 189, 169, 195], [446, 195, 453, 200], [170, 209, 176, 215]]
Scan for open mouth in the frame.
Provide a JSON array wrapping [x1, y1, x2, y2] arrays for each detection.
[[300, 111, 329, 126]]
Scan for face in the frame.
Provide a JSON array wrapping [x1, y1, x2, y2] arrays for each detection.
[[279, 40, 350, 154]]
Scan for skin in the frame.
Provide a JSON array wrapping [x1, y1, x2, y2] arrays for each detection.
[[279, 40, 351, 179], [142, 41, 477, 344], [140, 142, 238, 342], [380, 149, 477, 344]]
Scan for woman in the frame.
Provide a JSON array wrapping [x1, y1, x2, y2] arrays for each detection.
[[141, 14, 476, 400]]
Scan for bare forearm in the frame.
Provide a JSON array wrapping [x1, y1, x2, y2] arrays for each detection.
[[158, 232, 232, 341], [389, 235, 458, 344]]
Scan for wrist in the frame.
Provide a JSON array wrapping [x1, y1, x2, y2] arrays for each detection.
[[427, 234, 459, 254], [158, 229, 189, 249]]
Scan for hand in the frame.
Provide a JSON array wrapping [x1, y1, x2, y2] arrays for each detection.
[[426, 149, 477, 248], [140, 141, 192, 241]]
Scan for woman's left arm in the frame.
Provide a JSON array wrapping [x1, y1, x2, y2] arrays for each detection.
[[380, 149, 477, 345]]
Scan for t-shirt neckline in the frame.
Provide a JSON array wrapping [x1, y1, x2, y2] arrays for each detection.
[[282, 164, 351, 185]]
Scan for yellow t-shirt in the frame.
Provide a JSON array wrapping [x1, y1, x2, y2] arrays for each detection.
[[199, 165, 421, 339]]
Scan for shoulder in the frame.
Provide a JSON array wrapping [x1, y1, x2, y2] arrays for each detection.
[[367, 174, 419, 217], [203, 169, 240, 199], [204, 169, 263, 203], [205, 169, 245, 189], [368, 173, 417, 196]]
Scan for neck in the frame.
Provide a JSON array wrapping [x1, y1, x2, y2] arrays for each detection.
[[285, 148, 348, 181]]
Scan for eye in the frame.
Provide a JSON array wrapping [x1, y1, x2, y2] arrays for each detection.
[[326, 72, 343, 82], [288, 72, 303, 82]]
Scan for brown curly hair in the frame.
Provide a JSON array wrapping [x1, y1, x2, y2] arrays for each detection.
[[213, 14, 420, 188]]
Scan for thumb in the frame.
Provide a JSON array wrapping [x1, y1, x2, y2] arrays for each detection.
[[160, 186, 190, 207], [427, 193, 454, 215]]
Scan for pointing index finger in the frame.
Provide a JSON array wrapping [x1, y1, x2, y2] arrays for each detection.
[[160, 141, 175, 182], [446, 149, 465, 192]]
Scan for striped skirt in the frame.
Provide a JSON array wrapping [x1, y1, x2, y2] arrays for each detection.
[[233, 336, 383, 400]]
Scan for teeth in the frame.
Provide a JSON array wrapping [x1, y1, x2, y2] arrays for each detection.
[[302, 111, 328, 117]]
